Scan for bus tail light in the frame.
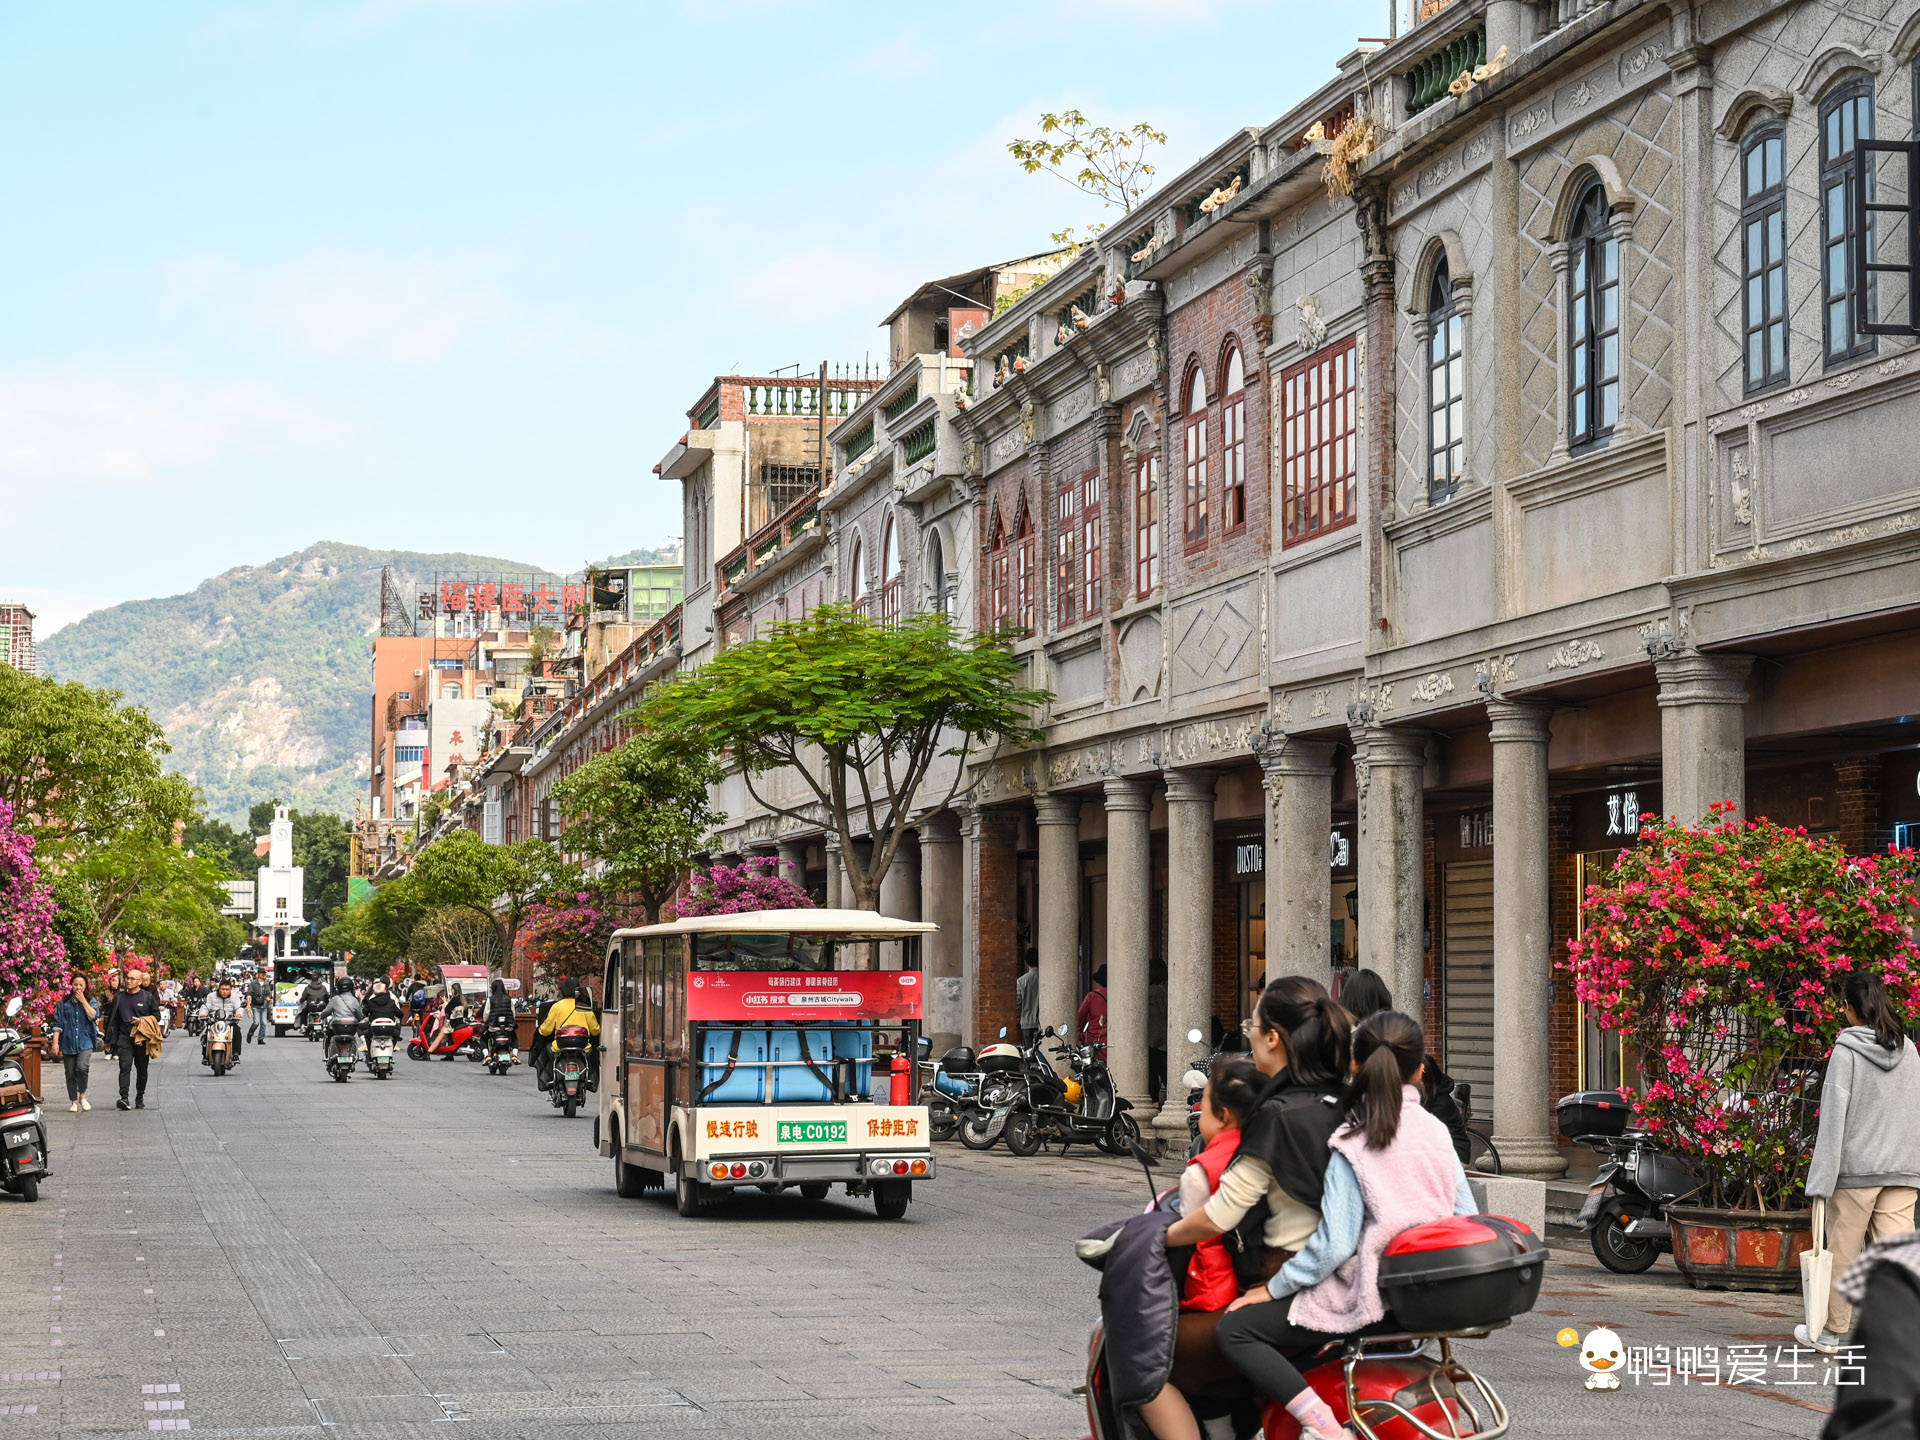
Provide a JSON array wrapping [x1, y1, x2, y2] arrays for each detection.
[[892, 1160, 909, 1175], [746, 1162, 767, 1178], [868, 1158, 894, 1176], [910, 1160, 927, 1175], [729, 1163, 747, 1179], [710, 1164, 728, 1180]]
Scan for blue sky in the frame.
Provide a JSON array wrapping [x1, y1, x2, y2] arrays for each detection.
[[0, 0, 1377, 635]]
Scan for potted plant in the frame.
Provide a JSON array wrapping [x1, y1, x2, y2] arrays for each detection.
[[1568, 804, 1920, 1291]]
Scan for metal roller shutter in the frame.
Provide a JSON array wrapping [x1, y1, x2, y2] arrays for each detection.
[[1441, 859, 1495, 1124]]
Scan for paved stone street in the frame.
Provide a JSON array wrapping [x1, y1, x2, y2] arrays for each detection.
[[0, 1036, 1836, 1439]]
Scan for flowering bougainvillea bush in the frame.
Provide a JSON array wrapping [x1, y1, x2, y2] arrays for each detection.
[[678, 858, 814, 917], [1568, 804, 1920, 1210], [0, 799, 69, 1024], [520, 892, 626, 988]]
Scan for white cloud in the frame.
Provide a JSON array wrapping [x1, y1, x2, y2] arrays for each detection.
[[169, 249, 513, 366], [0, 368, 341, 492]]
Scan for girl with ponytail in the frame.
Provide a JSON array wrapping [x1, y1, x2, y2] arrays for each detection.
[[1212, 1011, 1477, 1440], [1799, 971, 1920, 1355]]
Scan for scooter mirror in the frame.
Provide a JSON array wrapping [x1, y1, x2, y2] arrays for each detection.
[[1043, 1026, 1055, 1037], [1186, 1027, 1203, 1044], [3, 996, 21, 1019]]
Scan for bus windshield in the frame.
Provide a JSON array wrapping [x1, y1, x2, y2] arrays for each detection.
[[692, 933, 834, 972]]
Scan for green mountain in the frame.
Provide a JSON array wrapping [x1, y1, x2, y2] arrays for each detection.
[[36, 540, 674, 825]]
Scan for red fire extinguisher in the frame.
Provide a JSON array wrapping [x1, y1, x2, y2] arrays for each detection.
[[889, 1051, 911, 1106]]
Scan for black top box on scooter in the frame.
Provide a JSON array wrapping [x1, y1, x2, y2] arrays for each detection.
[[1378, 1215, 1546, 1332], [1556, 1089, 1632, 1140]]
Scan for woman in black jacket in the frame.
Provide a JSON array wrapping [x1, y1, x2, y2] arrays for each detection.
[[484, 979, 515, 1026], [1339, 968, 1473, 1165], [362, 981, 404, 1024]]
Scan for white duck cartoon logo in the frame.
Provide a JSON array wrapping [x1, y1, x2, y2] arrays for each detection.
[[1579, 1327, 1625, 1390]]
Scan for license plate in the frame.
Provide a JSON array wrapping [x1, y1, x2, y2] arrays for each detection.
[[777, 1120, 847, 1145]]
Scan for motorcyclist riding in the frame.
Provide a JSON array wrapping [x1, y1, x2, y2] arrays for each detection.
[[532, 976, 599, 1090], [323, 979, 365, 1052], [201, 980, 245, 1066], [298, 975, 331, 1030], [363, 980, 404, 1025]]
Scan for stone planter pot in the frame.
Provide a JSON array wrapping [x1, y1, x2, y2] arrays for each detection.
[[1667, 1204, 1813, 1292], [516, 1015, 536, 1055], [20, 1034, 44, 1098]]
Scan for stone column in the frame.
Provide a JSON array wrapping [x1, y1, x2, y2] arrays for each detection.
[[1487, 699, 1565, 1180], [918, 814, 964, 1055], [1655, 653, 1753, 823], [1156, 769, 1217, 1139], [1350, 721, 1429, 1014], [1261, 737, 1338, 987], [776, 840, 808, 888], [1104, 775, 1154, 1113], [824, 836, 844, 910], [879, 841, 920, 921], [1034, 793, 1083, 1039]]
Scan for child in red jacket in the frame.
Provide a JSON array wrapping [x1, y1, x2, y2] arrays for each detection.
[[1179, 1054, 1264, 1312]]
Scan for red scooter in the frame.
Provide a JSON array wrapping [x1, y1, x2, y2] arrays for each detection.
[[407, 1012, 481, 1061], [1081, 1147, 1528, 1440]]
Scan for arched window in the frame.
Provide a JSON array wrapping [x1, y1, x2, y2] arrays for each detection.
[[849, 534, 868, 611], [987, 510, 1010, 628], [442, 683, 462, 700], [1742, 124, 1788, 392], [1221, 345, 1247, 531], [924, 529, 948, 617], [1566, 179, 1620, 451], [1183, 365, 1209, 543], [1821, 80, 1876, 364], [879, 512, 903, 624], [1014, 499, 1035, 632], [1134, 446, 1159, 598], [1427, 258, 1465, 503]]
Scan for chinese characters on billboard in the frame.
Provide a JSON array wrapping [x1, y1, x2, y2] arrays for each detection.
[[419, 578, 586, 625]]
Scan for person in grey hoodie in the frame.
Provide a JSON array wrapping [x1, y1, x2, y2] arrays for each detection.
[[1799, 971, 1920, 1354]]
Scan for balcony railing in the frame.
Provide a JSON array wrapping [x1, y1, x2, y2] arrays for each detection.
[[1536, 0, 1605, 30], [1404, 20, 1487, 117], [882, 382, 920, 424], [844, 422, 875, 462], [900, 418, 938, 467], [739, 382, 870, 418]]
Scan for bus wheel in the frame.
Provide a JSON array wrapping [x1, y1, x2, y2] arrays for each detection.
[[613, 1129, 646, 1199], [675, 1167, 710, 1218], [275, 1026, 287, 1038], [872, 1181, 910, 1220]]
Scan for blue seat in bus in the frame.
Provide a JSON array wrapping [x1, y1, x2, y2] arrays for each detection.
[[770, 1027, 836, 1103], [829, 1024, 874, 1098], [699, 1027, 767, 1103]]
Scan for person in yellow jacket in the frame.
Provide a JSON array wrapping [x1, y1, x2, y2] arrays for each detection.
[[533, 977, 599, 1089]]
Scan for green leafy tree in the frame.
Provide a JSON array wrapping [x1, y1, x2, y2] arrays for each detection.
[[322, 874, 428, 973], [638, 606, 1046, 914], [183, 814, 258, 876], [551, 733, 721, 923], [0, 666, 176, 855], [1008, 109, 1168, 243], [406, 830, 580, 968]]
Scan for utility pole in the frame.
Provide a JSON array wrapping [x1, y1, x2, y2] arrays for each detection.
[[817, 359, 830, 488]]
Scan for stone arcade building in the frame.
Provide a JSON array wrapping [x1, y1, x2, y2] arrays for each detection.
[[677, 0, 1920, 1176]]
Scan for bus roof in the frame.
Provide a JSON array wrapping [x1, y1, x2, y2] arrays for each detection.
[[612, 908, 937, 940]]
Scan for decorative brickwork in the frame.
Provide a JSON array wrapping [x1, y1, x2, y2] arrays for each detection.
[[1835, 758, 1884, 857], [971, 807, 1023, 1042], [1547, 796, 1579, 1129]]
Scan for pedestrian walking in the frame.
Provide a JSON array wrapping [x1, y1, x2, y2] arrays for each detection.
[[1799, 972, 1920, 1355], [1076, 966, 1109, 1054], [97, 969, 123, 1056], [1015, 952, 1039, 1045], [245, 973, 273, 1043], [1820, 1229, 1920, 1437], [50, 975, 100, 1112], [112, 967, 163, 1111]]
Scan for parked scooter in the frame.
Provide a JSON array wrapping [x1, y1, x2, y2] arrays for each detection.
[[956, 1033, 1027, 1149], [0, 997, 48, 1202], [919, 1046, 984, 1141], [364, 1017, 400, 1079], [547, 1024, 593, 1117], [323, 1017, 359, 1082], [1002, 1029, 1140, 1158], [483, 1017, 518, 1076], [1080, 1143, 1531, 1440], [201, 1016, 236, 1075], [1559, 1090, 1701, 1274], [406, 1014, 481, 1062]]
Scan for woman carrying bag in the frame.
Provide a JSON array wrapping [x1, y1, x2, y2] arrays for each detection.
[[1799, 972, 1920, 1356]]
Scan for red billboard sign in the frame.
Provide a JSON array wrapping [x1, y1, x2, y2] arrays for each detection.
[[686, 970, 922, 1021]]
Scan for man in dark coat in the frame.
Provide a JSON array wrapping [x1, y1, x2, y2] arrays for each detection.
[[112, 968, 162, 1110]]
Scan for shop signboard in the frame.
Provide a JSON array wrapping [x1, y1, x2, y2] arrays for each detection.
[[686, 970, 922, 1021]]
